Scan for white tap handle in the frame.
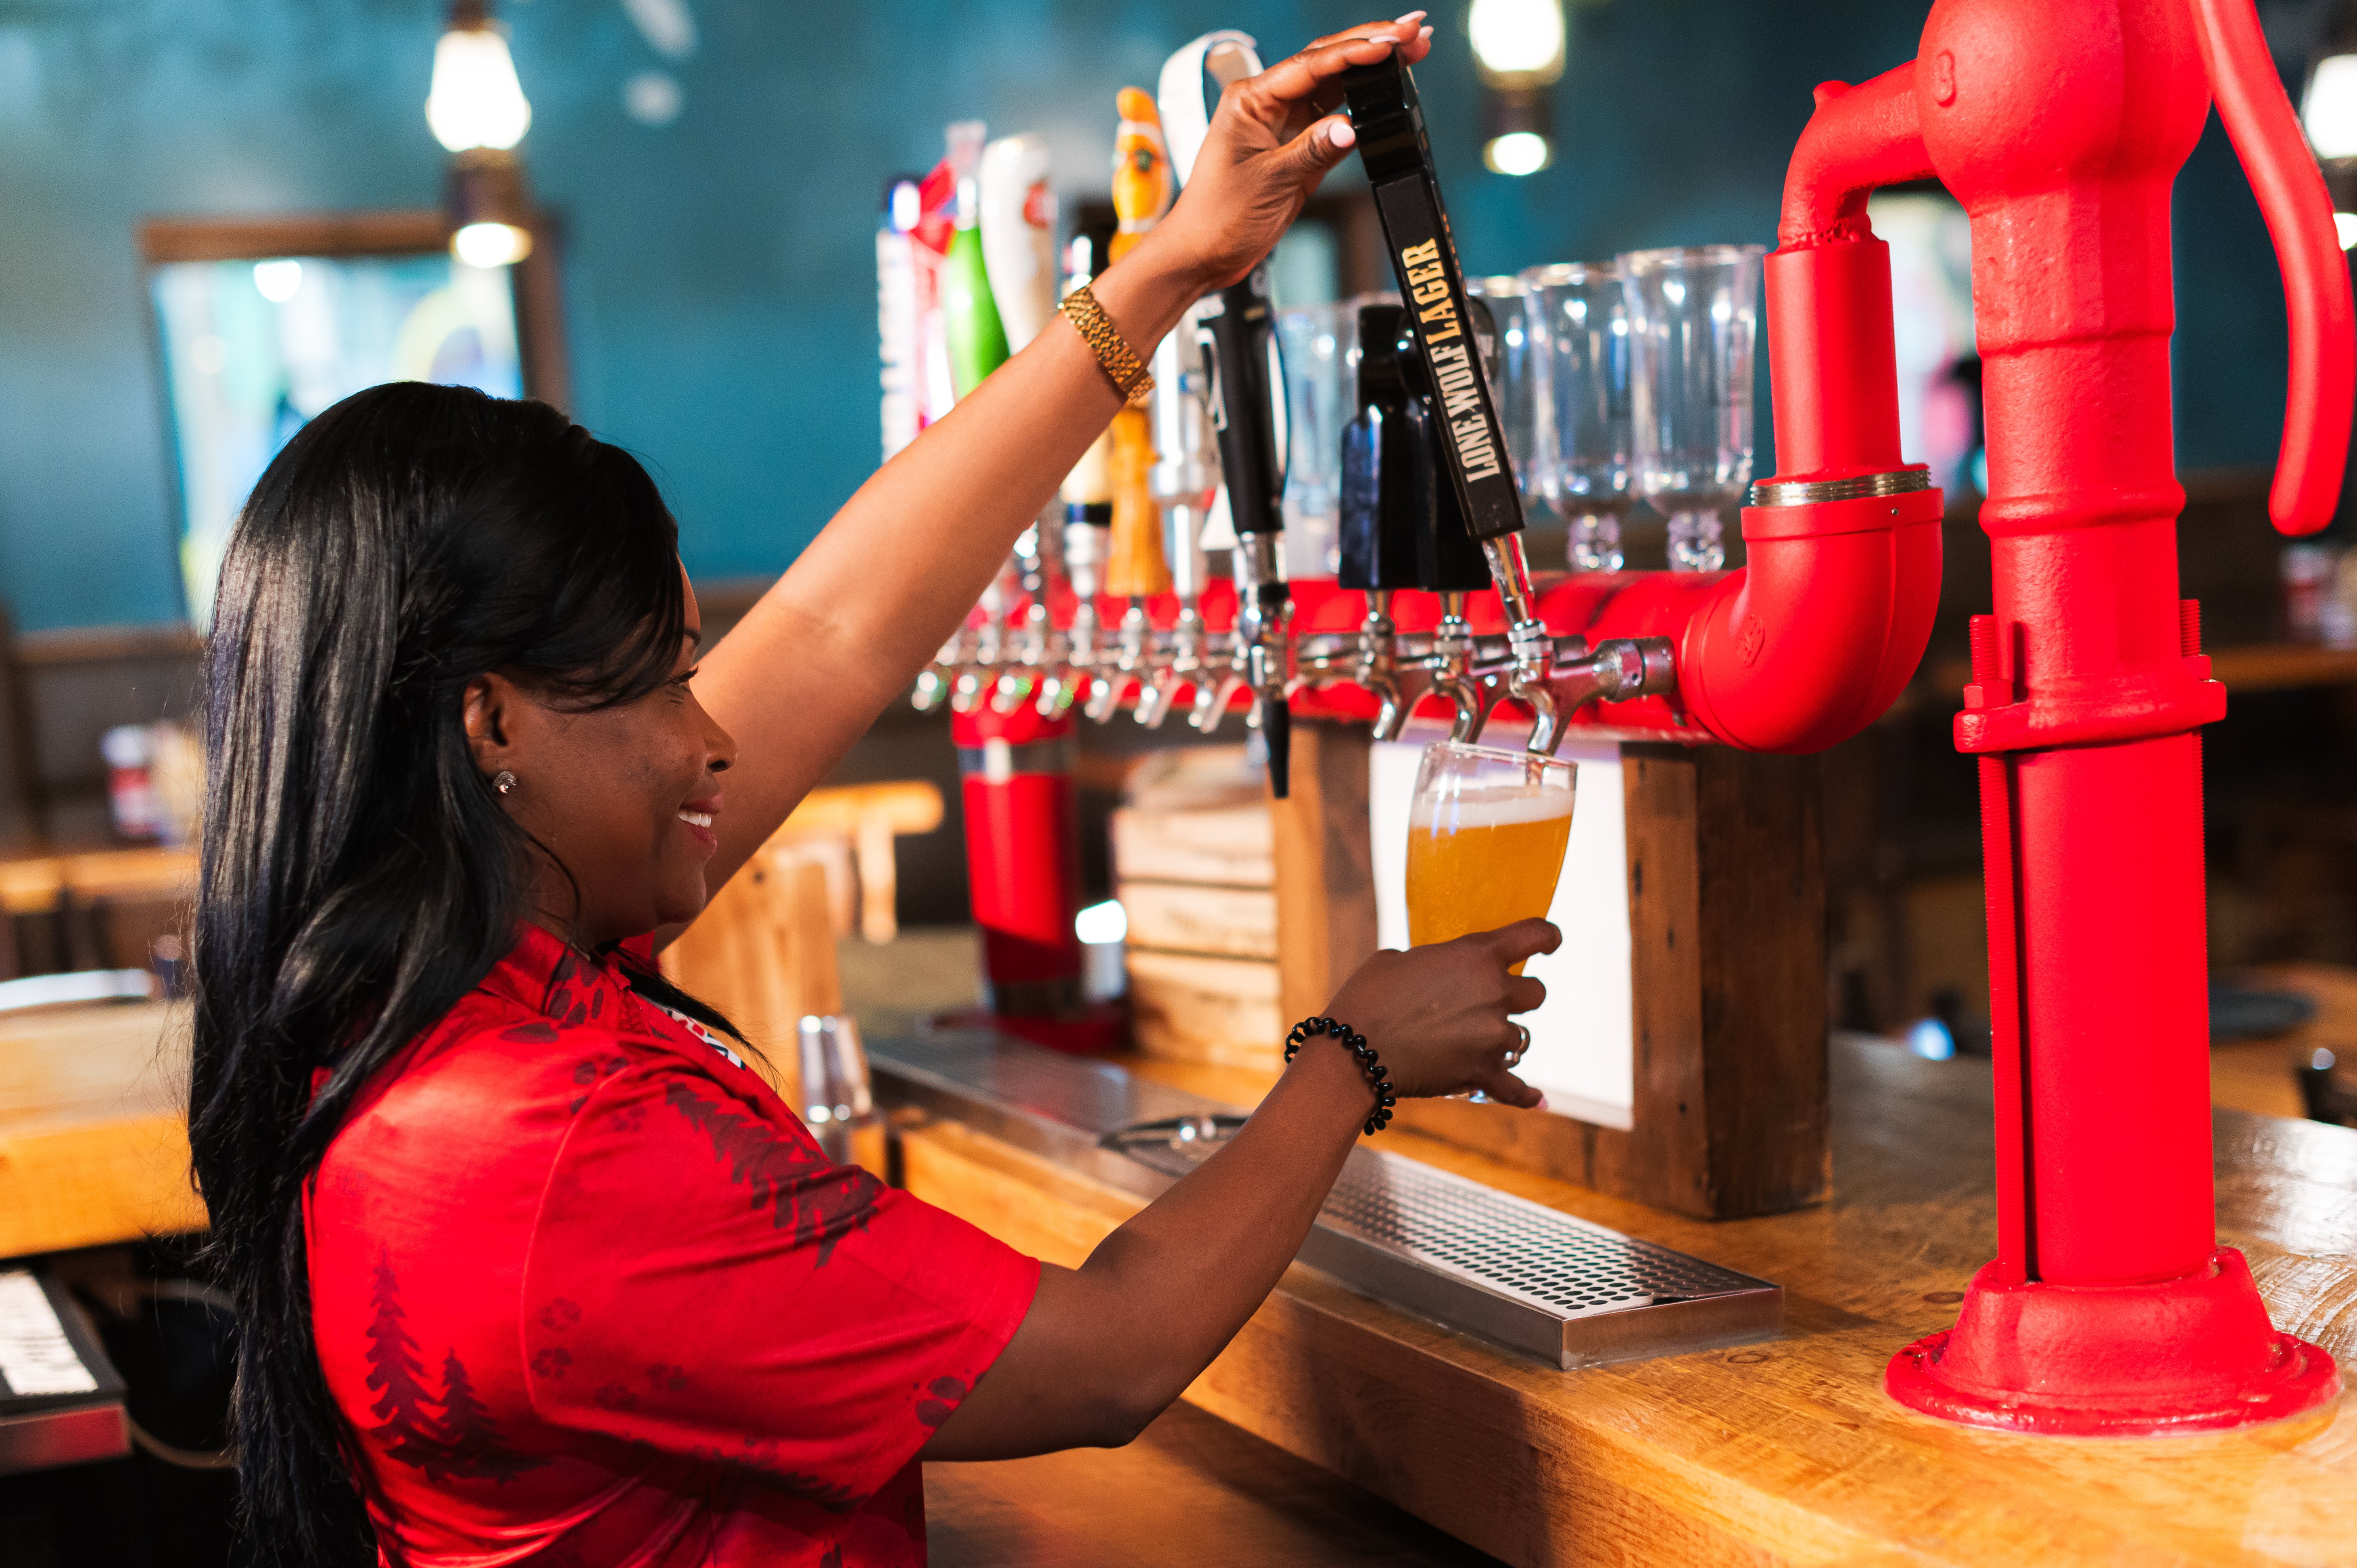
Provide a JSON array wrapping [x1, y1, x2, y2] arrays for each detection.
[[1157, 30, 1261, 189], [978, 135, 1057, 351]]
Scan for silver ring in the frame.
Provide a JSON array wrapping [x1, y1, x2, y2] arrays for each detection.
[[1503, 1023, 1530, 1068]]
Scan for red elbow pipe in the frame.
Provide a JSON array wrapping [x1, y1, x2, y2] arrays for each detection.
[[1779, 65, 1937, 246], [1678, 488, 1942, 753], [1659, 79, 1944, 755]]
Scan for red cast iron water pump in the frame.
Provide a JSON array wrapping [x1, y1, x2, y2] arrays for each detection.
[[1779, 0, 2355, 1433]]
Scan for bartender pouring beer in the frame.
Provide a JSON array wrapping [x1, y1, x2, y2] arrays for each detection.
[[186, 17, 1555, 1568]]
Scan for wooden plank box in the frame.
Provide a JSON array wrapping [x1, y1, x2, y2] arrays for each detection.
[[1127, 949, 1284, 1069], [1273, 724, 1829, 1220], [1118, 880, 1279, 961]]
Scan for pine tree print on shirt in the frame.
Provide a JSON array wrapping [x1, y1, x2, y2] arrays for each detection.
[[437, 1347, 540, 1481], [363, 1251, 544, 1483], [662, 1081, 883, 1265], [364, 1249, 451, 1474]]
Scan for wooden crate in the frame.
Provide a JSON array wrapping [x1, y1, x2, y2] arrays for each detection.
[[1109, 804, 1273, 888], [1118, 881, 1278, 960], [1113, 748, 1282, 1069], [1125, 949, 1283, 1069]]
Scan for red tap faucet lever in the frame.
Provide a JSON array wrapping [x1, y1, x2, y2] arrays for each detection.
[[2189, 0, 2355, 535]]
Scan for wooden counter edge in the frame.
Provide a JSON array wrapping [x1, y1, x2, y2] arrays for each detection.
[[0, 1112, 207, 1257], [897, 1111, 2357, 1568]]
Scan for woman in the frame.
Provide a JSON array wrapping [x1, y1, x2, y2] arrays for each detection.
[[190, 18, 1555, 1566]]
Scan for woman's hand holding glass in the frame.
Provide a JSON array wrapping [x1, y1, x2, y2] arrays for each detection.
[[1322, 919, 1559, 1107]]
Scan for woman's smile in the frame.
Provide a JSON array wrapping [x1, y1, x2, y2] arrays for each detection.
[[677, 792, 722, 854]]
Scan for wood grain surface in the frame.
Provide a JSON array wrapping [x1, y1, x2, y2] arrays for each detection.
[[1271, 721, 1380, 1030], [898, 1034, 2357, 1567], [0, 1001, 203, 1256], [928, 1399, 1502, 1567]]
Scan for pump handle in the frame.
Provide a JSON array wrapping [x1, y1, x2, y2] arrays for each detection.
[[1159, 31, 1261, 188], [2190, 0, 2356, 536]]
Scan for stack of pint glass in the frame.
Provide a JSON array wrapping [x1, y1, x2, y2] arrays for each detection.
[[1463, 246, 1766, 575]]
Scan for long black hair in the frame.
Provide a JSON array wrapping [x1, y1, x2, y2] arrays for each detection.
[[188, 382, 736, 1563]]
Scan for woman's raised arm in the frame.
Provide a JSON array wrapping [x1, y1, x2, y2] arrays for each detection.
[[688, 16, 1431, 892]]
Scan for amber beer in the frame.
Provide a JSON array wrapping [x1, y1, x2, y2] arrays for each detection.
[[1405, 742, 1575, 972]]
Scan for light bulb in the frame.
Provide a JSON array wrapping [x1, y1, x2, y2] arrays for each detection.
[[453, 220, 532, 268], [1484, 131, 1551, 176], [252, 258, 304, 303], [1075, 899, 1128, 945], [2305, 54, 2357, 159], [427, 24, 532, 152], [1469, 0, 1566, 83]]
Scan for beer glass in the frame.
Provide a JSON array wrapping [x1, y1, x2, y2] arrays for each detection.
[[1466, 274, 1551, 521], [1620, 244, 1764, 573], [1523, 261, 1633, 572], [1406, 740, 1576, 976], [1277, 301, 1352, 579]]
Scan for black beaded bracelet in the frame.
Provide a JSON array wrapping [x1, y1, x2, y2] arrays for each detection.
[[1284, 1015, 1397, 1136]]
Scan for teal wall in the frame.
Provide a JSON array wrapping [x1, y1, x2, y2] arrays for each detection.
[[0, 0, 2303, 632]]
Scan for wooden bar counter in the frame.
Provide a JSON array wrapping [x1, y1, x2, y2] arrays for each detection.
[[896, 1032, 2357, 1567]]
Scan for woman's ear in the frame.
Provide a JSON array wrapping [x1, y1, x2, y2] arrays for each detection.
[[462, 673, 517, 778]]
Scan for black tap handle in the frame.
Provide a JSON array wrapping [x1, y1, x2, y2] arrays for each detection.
[[1262, 698, 1290, 799], [1341, 50, 1527, 544], [1338, 302, 1424, 593], [1396, 314, 1494, 594], [1197, 266, 1287, 539]]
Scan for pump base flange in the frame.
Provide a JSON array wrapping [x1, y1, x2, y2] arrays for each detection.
[[1885, 1248, 2340, 1436]]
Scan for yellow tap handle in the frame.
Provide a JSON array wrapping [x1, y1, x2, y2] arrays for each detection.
[[1104, 87, 1172, 598], [1104, 409, 1169, 596], [1110, 87, 1171, 263]]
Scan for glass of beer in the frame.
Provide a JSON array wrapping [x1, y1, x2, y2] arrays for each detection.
[[1406, 741, 1575, 974]]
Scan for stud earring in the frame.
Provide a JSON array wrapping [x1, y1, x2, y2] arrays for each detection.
[[493, 770, 517, 796]]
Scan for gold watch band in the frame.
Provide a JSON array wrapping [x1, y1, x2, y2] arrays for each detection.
[[1061, 284, 1155, 408]]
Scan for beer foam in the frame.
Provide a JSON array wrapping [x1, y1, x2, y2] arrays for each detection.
[[1411, 786, 1574, 832]]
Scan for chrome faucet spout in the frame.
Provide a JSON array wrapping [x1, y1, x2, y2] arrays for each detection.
[[1514, 672, 1561, 755], [1140, 604, 1206, 730], [1428, 591, 1486, 742], [1483, 535, 1560, 755], [1532, 636, 1678, 739]]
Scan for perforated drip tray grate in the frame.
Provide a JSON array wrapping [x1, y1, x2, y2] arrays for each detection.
[[876, 1032, 1781, 1369]]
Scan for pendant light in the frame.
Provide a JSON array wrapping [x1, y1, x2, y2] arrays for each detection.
[[1468, 0, 1566, 176], [428, 0, 537, 266]]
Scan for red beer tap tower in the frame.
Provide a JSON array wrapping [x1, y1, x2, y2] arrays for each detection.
[[1780, 0, 2352, 1433], [937, 0, 2352, 1426]]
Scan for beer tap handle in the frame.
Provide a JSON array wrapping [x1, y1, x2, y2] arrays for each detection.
[[1160, 32, 1293, 778], [1050, 411, 1115, 716], [1105, 415, 1173, 601], [1340, 299, 1428, 740], [1395, 315, 1493, 742], [1345, 48, 1561, 752]]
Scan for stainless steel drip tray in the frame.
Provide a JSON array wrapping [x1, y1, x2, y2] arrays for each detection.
[[873, 1031, 1781, 1370]]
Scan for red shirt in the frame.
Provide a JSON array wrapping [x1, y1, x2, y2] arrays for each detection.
[[307, 925, 1038, 1567]]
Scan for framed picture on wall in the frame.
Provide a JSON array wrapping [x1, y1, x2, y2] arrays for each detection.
[[138, 212, 568, 629]]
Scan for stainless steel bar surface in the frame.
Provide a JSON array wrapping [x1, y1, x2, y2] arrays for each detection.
[[873, 1031, 1781, 1370]]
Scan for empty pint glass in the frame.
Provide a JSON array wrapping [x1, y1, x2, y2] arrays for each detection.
[[1406, 741, 1576, 976], [1621, 244, 1764, 572], [1523, 261, 1633, 571]]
